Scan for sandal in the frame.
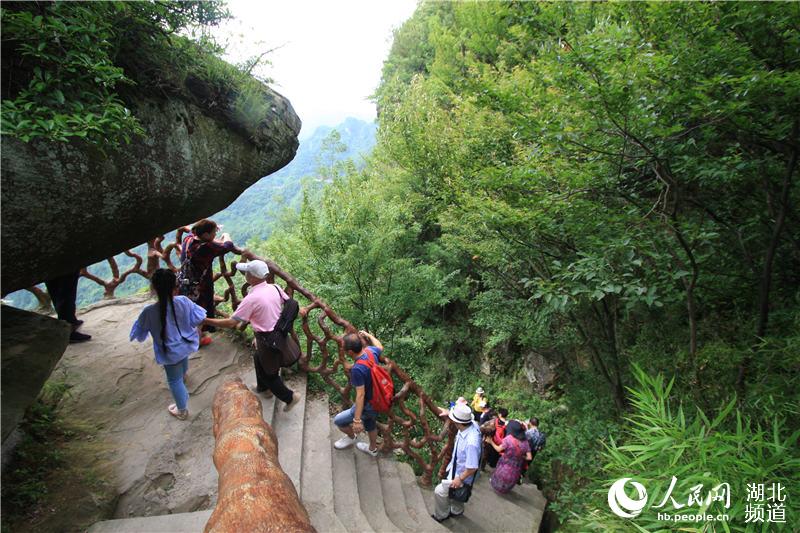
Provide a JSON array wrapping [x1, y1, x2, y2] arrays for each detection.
[[168, 403, 189, 420]]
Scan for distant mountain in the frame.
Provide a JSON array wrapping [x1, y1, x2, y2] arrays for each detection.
[[211, 117, 377, 244], [4, 118, 377, 311]]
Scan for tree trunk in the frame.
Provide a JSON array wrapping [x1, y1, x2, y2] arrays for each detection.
[[736, 119, 799, 397]]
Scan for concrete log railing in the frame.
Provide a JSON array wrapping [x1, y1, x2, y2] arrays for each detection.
[[32, 230, 457, 486], [207, 378, 315, 533]]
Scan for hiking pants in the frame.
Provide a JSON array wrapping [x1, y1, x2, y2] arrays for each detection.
[[434, 479, 465, 519]]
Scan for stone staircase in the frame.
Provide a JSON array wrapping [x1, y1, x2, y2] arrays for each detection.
[[89, 372, 546, 533]]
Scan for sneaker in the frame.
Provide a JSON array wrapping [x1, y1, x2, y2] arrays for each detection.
[[168, 403, 189, 420], [283, 392, 301, 412], [356, 442, 379, 457], [199, 336, 213, 347], [69, 331, 91, 343], [334, 435, 358, 449], [72, 319, 84, 328]]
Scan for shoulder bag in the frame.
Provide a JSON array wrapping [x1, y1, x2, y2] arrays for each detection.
[[448, 433, 482, 503], [255, 285, 301, 368]]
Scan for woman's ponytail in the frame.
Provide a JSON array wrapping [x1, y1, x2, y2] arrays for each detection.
[[151, 269, 177, 354]]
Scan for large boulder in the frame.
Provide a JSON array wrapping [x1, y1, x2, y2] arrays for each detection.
[[1, 305, 71, 443], [1, 78, 300, 294]]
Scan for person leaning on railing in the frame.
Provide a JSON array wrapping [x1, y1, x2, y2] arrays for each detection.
[[179, 219, 253, 346], [332, 331, 385, 457]]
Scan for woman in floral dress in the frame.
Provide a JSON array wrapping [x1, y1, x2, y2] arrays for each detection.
[[485, 419, 532, 494]]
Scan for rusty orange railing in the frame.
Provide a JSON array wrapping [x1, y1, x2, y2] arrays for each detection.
[[31, 229, 457, 486]]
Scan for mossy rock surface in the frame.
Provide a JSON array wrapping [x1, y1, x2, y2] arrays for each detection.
[[1, 78, 300, 293]]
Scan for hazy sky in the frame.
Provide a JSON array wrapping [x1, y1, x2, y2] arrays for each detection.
[[216, 0, 418, 139]]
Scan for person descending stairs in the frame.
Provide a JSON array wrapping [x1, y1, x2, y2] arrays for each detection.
[[87, 361, 547, 533]]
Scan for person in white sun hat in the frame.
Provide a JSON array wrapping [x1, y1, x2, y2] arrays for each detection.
[[431, 402, 482, 523], [203, 259, 300, 412]]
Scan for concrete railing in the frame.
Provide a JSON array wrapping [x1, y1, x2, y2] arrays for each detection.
[[207, 379, 315, 533]]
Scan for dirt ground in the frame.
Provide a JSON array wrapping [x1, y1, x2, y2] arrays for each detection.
[[3, 296, 256, 532]]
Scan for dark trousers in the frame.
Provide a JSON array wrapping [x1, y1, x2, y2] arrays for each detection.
[[44, 271, 80, 324], [487, 445, 501, 468], [253, 352, 293, 404]]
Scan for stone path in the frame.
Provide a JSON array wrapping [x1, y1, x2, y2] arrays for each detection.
[[55, 296, 253, 519], [59, 297, 546, 532]]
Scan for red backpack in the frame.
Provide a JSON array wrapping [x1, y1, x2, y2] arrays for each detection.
[[355, 348, 394, 413]]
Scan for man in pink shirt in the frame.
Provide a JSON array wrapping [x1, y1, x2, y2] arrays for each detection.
[[203, 259, 301, 411]]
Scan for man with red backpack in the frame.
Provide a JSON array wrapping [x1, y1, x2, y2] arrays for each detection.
[[333, 330, 387, 457]]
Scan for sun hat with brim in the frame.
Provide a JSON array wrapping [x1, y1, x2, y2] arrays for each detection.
[[475, 387, 485, 394], [449, 403, 473, 425]]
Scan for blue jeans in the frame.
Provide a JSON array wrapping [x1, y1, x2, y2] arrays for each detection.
[[163, 357, 189, 411], [334, 403, 377, 432]]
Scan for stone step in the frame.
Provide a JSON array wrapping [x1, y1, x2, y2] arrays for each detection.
[[301, 395, 347, 533], [395, 461, 449, 533], [240, 368, 278, 427], [376, 457, 422, 532], [464, 475, 541, 533], [271, 372, 308, 492], [501, 482, 548, 527], [353, 445, 399, 532], [86, 510, 212, 533], [421, 473, 544, 533], [421, 485, 474, 533], [330, 419, 376, 533]]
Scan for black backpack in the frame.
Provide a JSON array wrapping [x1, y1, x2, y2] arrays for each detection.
[[254, 285, 301, 368], [177, 238, 208, 299], [273, 285, 299, 335]]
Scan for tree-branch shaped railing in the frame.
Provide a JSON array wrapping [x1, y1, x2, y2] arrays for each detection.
[[31, 230, 457, 487]]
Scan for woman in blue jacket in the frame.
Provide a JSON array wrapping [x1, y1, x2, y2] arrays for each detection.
[[130, 268, 207, 420]]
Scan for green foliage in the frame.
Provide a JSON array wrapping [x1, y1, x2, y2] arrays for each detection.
[[1, 378, 73, 512], [253, 1, 800, 527], [575, 366, 799, 532], [255, 156, 467, 374], [1, 1, 230, 145]]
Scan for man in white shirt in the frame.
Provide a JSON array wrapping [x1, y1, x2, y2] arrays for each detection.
[[432, 402, 481, 522]]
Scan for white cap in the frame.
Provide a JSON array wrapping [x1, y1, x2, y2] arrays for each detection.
[[236, 260, 269, 279]]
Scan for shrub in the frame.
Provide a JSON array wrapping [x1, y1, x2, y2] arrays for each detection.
[[572, 366, 800, 532]]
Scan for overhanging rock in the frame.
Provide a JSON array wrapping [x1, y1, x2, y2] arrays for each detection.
[[1, 79, 300, 293]]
